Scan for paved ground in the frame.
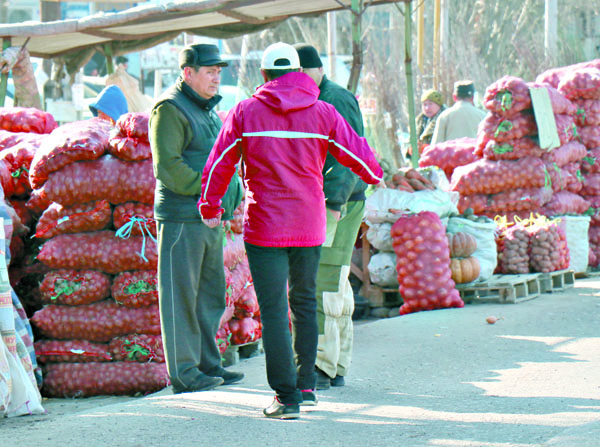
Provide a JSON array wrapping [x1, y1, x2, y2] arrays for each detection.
[[1, 278, 599, 447]]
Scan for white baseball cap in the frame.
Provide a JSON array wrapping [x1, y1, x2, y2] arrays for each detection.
[[261, 42, 300, 70]]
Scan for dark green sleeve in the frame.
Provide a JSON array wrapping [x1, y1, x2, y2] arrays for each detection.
[[149, 102, 201, 195]]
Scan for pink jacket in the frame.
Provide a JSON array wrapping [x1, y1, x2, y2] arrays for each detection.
[[199, 72, 383, 247]]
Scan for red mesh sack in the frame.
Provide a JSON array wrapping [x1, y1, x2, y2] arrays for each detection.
[[581, 172, 600, 196], [586, 196, 600, 225], [113, 201, 156, 237], [0, 143, 36, 197], [0, 129, 45, 150], [0, 159, 15, 198], [31, 301, 161, 342], [234, 282, 259, 319], [391, 211, 463, 315], [216, 325, 231, 354], [108, 334, 164, 363], [557, 67, 600, 100], [482, 137, 544, 161], [577, 125, 600, 149], [108, 112, 151, 161], [590, 244, 599, 268], [35, 200, 112, 239], [229, 257, 251, 302], [536, 60, 600, 88], [37, 231, 158, 274], [562, 162, 584, 193], [29, 118, 112, 189], [35, 339, 111, 364], [581, 148, 600, 173], [479, 112, 538, 142], [223, 232, 246, 270], [545, 162, 568, 192], [36, 155, 155, 206], [572, 99, 600, 127], [541, 191, 591, 216], [26, 188, 51, 215], [111, 270, 158, 308], [7, 198, 33, 228], [227, 201, 244, 234], [589, 225, 600, 246], [495, 222, 530, 274], [228, 316, 261, 345], [458, 187, 552, 215], [554, 114, 577, 146], [39, 269, 112, 306], [541, 140, 587, 167], [450, 157, 546, 195], [528, 221, 569, 273], [417, 137, 480, 179], [0, 107, 57, 134], [42, 362, 169, 397]]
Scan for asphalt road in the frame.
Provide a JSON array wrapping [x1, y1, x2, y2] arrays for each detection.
[[2, 278, 599, 447]]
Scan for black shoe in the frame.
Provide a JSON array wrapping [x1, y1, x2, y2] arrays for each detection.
[[263, 397, 300, 419], [172, 375, 224, 394], [207, 367, 244, 385], [315, 367, 331, 390], [299, 389, 318, 406], [330, 375, 345, 387]]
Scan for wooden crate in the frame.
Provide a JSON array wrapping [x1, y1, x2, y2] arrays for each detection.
[[537, 269, 575, 293], [456, 273, 542, 304], [222, 339, 263, 367]]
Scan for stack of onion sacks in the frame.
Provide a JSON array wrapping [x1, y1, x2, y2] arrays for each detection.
[[391, 211, 464, 315]]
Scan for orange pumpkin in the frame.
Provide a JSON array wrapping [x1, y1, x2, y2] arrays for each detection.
[[447, 232, 477, 258], [450, 256, 480, 284]]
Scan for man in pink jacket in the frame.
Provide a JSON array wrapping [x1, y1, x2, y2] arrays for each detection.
[[199, 42, 384, 420]]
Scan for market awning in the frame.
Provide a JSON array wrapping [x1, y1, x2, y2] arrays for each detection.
[[0, 0, 400, 59]]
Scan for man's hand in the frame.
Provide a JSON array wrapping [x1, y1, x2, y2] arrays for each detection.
[[377, 179, 387, 188], [202, 216, 221, 228]]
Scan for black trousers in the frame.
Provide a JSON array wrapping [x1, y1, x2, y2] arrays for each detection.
[[245, 242, 321, 404]]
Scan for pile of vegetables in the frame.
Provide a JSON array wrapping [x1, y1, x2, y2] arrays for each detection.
[[418, 137, 481, 180], [447, 232, 480, 284], [386, 167, 436, 192]]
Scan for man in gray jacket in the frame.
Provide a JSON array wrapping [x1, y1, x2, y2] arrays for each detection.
[[149, 44, 243, 394]]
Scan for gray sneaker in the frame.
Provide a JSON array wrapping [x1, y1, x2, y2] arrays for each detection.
[[263, 397, 300, 419], [315, 367, 331, 390], [299, 389, 318, 406]]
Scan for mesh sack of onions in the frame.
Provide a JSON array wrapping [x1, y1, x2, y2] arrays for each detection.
[[37, 230, 157, 274], [481, 137, 545, 161], [39, 269, 112, 306], [458, 187, 552, 215], [234, 282, 259, 319], [35, 155, 155, 206], [113, 201, 156, 237], [35, 200, 112, 239], [29, 118, 112, 189], [545, 162, 568, 192], [450, 157, 546, 195], [31, 301, 161, 342], [0, 129, 45, 150], [223, 232, 246, 270], [557, 67, 600, 100], [42, 362, 169, 397], [34, 339, 111, 364], [479, 111, 538, 142], [417, 137, 480, 179], [108, 334, 164, 363], [541, 191, 591, 217], [111, 270, 158, 308], [0, 106, 57, 134], [108, 112, 151, 161], [228, 316, 262, 345], [581, 172, 600, 196], [581, 148, 600, 174], [0, 142, 36, 197], [562, 162, 584, 193], [572, 99, 600, 127], [541, 140, 587, 167], [577, 125, 600, 149], [391, 211, 463, 315]]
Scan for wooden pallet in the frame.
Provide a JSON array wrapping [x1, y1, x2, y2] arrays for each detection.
[[574, 268, 600, 279], [457, 269, 574, 304], [359, 283, 402, 308], [222, 339, 263, 367]]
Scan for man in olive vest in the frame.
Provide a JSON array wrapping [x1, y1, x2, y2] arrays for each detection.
[[149, 44, 243, 394]]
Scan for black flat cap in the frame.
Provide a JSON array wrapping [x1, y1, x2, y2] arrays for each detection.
[[293, 43, 323, 69], [179, 44, 228, 69]]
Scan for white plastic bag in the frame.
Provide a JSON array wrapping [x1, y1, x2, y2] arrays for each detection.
[[364, 188, 459, 226], [557, 215, 590, 273], [366, 222, 393, 251], [367, 252, 399, 287], [447, 216, 498, 282]]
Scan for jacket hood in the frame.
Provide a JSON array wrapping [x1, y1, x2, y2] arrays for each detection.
[[89, 84, 128, 122], [253, 72, 319, 113]]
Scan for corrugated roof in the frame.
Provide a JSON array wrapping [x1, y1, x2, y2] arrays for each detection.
[[0, 0, 402, 58]]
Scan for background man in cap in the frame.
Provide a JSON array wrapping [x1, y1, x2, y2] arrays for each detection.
[[88, 84, 128, 124], [416, 88, 446, 149], [293, 42, 367, 391], [431, 80, 486, 144], [149, 43, 243, 394], [199, 42, 384, 419]]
